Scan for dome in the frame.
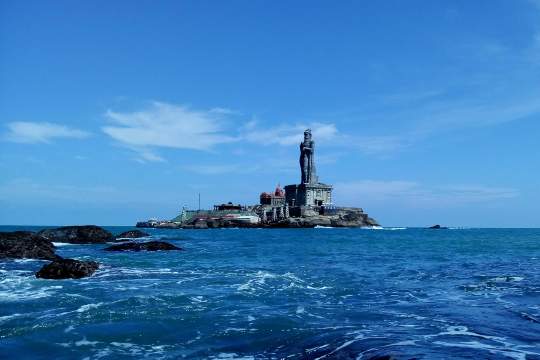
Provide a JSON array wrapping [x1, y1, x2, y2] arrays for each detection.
[[274, 185, 284, 197]]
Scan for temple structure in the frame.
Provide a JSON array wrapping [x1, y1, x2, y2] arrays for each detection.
[[260, 185, 286, 206], [284, 129, 333, 207]]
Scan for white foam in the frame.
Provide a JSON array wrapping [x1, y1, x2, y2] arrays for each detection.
[[189, 296, 207, 303], [212, 353, 255, 360], [64, 325, 75, 333], [314, 225, 334, 228], [489, 276, 524, 283], [52, 242, 77, 247], [0, 276, 62, 302], [12, 259, 41, 263], [0, 313, 22, 323], [433, 340, 538, 360], [425, 325, 505, 342], [76, 302, 104, 313], [306, 344, 330, 353], [75, 337, 100, 346]]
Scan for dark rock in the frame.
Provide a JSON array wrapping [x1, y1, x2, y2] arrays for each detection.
[[206, 219, 220, 228], [154, 222, 180, 229], [36, 258, 99, 279], [0, 231, 59, 260], [104, 241, 182, 252], [428, 224, 448, 229], [193, 219, 208, 229], [115, 230, 149, 239], [38, 225, 113, 244]]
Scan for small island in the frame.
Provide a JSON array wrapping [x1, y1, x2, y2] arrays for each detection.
[[137, 129, 379, 229]]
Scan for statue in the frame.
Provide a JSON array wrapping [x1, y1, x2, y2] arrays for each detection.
[[300, 129, 317, 184]]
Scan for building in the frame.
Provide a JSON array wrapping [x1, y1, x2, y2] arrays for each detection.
[[214, 202, 243, 211], [259, 184, 286, 206], [284, 129, 333, 207]]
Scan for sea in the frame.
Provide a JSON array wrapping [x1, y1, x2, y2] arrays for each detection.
[[1, 226, 539, 359]]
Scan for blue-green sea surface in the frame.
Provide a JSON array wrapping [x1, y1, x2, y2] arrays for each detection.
[[1, 226, 539, 359]]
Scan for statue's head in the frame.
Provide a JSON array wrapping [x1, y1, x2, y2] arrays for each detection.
[[304, 129, 312, 141]]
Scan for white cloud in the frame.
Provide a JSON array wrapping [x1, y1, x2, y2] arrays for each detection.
[[334, 180, 519, 207], [242, 122, 339, 146], [102, 102, 238, 161], [4, 122, 89, 143]]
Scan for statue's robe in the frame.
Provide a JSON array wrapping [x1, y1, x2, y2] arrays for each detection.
[[300, 140, 315, 183]]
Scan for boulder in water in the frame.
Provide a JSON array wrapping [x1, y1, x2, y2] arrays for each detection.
[[104, 241, 182, 252], [0, 231, 59, 260], [428, 224, 448, 229], [38, 225, 113, 244], [115, 230, 149, 240], [36, 258, 99, 279]]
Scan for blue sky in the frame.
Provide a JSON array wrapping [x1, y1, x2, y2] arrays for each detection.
[[1, 0, 540, 226]]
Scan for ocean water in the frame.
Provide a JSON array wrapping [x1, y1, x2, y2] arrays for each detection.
[[1, 226, 539, 359]]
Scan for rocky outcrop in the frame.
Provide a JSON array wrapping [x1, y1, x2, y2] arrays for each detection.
[[38, 225, 113, 244], [104, 241, 182, 252], [115, 230, 149, 239], [0, 231, 59, 260], [331, 210, 379, 228], [268, 209, 379, 228], [35, 258, 99, 279], [178, 207, 379, 229], [428, 224, 448, 229]]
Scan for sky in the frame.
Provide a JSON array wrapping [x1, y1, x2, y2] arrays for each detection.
[[1, 0, 540, 227]]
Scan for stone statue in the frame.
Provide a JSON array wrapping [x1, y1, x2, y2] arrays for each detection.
[[300, 129, 317, 184]]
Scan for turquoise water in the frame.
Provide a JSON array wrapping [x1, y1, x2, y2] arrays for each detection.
[[1, 226, 539, 359]]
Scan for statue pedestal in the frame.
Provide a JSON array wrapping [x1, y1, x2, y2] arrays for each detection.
[[284, 182, 333, 207]]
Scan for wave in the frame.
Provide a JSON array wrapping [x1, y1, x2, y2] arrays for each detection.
[[237, 271, 330, 294]]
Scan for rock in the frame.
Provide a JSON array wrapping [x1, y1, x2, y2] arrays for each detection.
[[428, 224, 448, 229], [304, 216, 332, 227], [0, 231, 59, 260], [206, 219, 220, 228], [331, 209, 380, 227], [38, 225, 113, 244], [115, 230, 149, 239], [193, 219, 208, 229], [104, 241, 182, 252], [35, 258, 99, 279]]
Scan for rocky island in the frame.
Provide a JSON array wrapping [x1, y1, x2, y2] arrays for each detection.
[[138, 129, 379, 229]]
